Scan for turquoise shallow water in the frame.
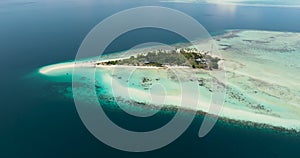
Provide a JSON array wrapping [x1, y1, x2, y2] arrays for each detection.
[[24, 70, 300, 157]]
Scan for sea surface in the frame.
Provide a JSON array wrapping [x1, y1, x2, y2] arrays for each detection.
[[1, 0, 300, 157]]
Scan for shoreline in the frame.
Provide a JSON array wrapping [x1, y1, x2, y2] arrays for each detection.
[[73, 87, 300, 135]]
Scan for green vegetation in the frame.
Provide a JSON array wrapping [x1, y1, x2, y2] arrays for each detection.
[[97, 48, 220, 70]]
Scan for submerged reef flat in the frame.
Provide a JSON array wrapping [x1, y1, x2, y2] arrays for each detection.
[[39, 30, 300, 132]]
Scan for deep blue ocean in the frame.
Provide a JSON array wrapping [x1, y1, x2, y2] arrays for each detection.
[[1, 0, 300, 157]]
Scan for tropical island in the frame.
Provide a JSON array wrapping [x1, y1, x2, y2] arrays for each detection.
[[38, 30, 300, 133], [97, 48, 220, 70]]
